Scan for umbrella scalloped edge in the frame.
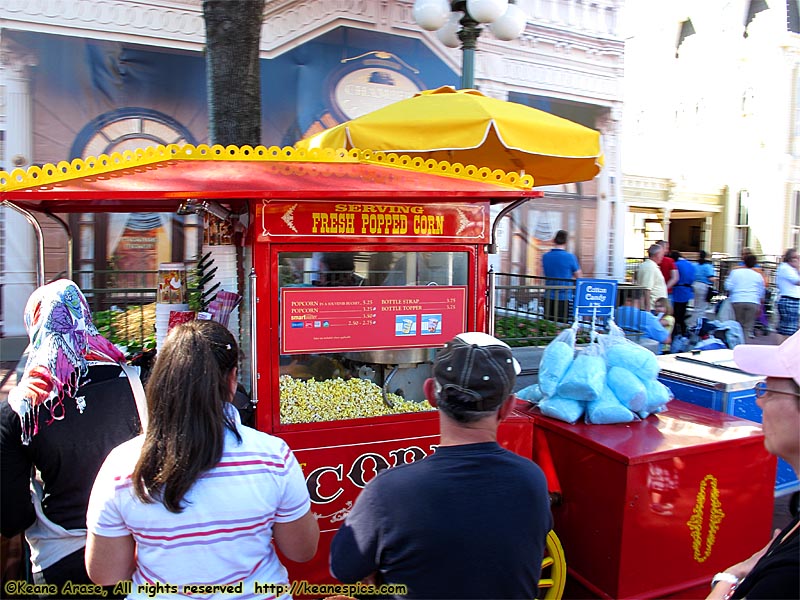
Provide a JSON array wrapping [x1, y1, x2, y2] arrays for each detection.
[[294, 146, 534, 189], [1, 144, 534, 192]]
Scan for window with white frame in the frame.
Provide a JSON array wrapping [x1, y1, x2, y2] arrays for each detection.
[[736, 190, 751, 255], [792, 190, 800, 250]]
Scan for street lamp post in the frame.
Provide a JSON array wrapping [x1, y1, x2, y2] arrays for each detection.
[[413, 0, 527, 89], [455, 2, 481, 91]]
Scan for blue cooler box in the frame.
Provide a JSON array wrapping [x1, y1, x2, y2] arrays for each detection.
[[657, 349, 798, 495]]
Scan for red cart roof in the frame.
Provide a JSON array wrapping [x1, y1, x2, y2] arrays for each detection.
[[1, 145, 538, 213]]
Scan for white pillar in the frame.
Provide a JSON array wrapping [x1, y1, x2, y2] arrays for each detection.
[[607, 107, 638, 281], [661, 207, 671, 243], [725, 188, 740, 256], [595, 149, 611, 277], [1, 38, 38, 337], [703, 215, 713, 253], [600, 106, 627, 280]]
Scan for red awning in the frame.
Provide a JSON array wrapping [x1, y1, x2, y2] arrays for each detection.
[[2, 154, 538, 214]]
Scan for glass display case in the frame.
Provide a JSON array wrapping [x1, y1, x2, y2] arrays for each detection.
[[277, 250, 468, 424]]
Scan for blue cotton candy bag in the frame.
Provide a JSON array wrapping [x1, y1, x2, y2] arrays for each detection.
[[539, 395, 585, 424], [606, 366, 647, 413], [538, 327, 576, 397], [601, 319, 660, 382], [605, 340, 660, 382], [556, 343, 605, 402], [516, 383, 544, 403], [586, 385, 636, 424], [638, 379, 674, 418]]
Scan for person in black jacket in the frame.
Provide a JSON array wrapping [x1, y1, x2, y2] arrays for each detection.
[[0, 280, 141, 597], [706, 331, 800, 599]]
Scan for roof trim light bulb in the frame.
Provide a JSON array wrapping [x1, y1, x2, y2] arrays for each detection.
[[489, 3, 526, 40], [466, 0, 508, 23], [413, 0, 452, 31]]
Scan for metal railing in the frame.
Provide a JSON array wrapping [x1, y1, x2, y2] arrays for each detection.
[[71, 270, 159, 311], [492, 273, 650, 346], [45, 269, 655, 354], [57, 270, 160, 354]]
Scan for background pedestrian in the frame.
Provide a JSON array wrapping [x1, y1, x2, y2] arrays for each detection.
[[690, 250, 718, 328], [657, 240, 679, 297], [542, 230, 582, 322], [775, 248, 800, 342], [724, 253, 765, 340], [636, 244, 668, 311], [670, 250, 695, 337]]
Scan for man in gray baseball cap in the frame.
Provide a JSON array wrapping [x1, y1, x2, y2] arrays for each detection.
[[330, 332, 552, 599]]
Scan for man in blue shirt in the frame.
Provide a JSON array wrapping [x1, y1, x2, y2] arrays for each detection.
[[671, 251, 695, 337], [542, 230, 582, 323], [616, 294, 672, 354]]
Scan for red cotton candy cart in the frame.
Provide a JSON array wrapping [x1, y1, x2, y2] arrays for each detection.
[[1, 144, 775, 599]]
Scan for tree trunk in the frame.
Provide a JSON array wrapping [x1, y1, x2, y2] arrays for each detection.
[[203, 0, 265, 146]]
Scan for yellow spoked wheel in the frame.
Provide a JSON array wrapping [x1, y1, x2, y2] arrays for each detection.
[[538, 530, 566, 600]]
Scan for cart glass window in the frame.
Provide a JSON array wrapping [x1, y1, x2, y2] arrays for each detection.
[[279, 251, 467, 287], [278, 251, 468, 424]]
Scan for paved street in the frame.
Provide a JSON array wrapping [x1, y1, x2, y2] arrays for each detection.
[[0, 361, 17, 400]]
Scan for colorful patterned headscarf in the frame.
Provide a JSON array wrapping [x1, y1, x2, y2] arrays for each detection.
[[8, 279, 126, 445]]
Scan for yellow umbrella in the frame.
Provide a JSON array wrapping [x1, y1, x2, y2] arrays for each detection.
[[296, 86, 603, 186]]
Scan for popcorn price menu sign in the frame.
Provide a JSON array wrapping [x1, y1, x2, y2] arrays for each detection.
[[280, 286, 467, 354]]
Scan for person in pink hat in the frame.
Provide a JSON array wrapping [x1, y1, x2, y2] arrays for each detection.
[[706, 331, 800, 599]]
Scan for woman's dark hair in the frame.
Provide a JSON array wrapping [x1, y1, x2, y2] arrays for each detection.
[[698, 250, 708, 264], [744, 253, 758, 268], [133, 320, 240, 512], [784, 248, 798, 263]]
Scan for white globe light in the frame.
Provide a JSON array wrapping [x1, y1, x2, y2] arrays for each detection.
[[489, 3, 526, 40], [413, 0, 451, 31], [436, 12, 463, 48], [466, 0, 508, 23]]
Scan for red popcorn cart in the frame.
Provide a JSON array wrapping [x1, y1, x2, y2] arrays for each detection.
[[1, 144, 776, 599]]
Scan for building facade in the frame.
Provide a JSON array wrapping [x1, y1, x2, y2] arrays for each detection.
[[1, 0, 623, 343], [621, 0, 800, 262]]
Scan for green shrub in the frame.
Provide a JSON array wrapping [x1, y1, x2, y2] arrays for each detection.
[[494, 316, 590, 347]]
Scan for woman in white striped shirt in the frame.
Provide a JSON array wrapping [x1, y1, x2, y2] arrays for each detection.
[[86, 321, 318, 599]]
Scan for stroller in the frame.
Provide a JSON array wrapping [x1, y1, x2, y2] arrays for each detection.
[[753, 287, 774, 336], [686, 317, 745, 351]]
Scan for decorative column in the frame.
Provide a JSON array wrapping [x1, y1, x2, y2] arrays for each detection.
[[599, 105, 626, 280], [661, 207, 671, 244], [1, 38, 38, 338], [595, 153, 611, 277], [2, 40, 36, 169], [725, 187, 740, 256]]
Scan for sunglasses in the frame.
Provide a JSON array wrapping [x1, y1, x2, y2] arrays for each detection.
[[754, 381, 800, 400]]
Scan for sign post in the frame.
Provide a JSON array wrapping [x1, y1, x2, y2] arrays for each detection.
[[574, 278, 618, 327]]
